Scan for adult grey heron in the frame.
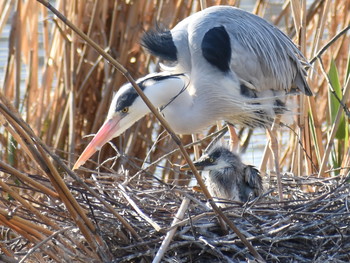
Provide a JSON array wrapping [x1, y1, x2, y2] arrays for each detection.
[[182, 145, 263, 207], [73, 5, 312, 170]]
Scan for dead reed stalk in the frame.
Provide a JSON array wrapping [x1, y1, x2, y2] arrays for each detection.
[[0, 0, 349, 262]]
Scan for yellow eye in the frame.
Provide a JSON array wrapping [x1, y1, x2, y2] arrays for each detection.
[[121, 107, 129, 113], [209, 158, 214, 163]]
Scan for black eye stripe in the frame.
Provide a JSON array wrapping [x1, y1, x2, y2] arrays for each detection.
[[207, 146, 233, 161], [114, 74, 185, 112], [210, 149, 222, 160], [114, 86, 141, 112]]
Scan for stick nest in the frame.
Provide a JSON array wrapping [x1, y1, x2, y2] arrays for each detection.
[[2, 169, 349, 263]]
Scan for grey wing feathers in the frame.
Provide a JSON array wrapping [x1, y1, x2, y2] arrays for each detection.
[[243, 165, 263, 196], [224, 9, 311, 95], [193, 7, 311, 95], [141, 6, 312, 95]]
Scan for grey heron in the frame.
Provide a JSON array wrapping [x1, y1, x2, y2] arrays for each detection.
[[182, 145, 263, 206], [73, 6, 312, 170]]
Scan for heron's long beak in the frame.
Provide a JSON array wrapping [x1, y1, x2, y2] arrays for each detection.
[[72, 117, 121, 170]]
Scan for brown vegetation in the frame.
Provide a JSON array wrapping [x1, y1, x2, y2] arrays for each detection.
[[0, 0, 349, 262]]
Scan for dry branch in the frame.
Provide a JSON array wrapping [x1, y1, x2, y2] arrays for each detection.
[[0, 0, 349, 262]]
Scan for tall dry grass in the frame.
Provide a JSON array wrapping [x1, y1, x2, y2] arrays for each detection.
[[0, 0, 349, 261]]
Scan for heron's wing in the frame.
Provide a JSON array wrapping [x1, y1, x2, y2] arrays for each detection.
[[192, 7, 311, 95], [243, 165, 263, 196], [142, 6, 312, 95], [228, 12, 311, 95], [228, 24, 309, 95], [225, 14, 310, 94]]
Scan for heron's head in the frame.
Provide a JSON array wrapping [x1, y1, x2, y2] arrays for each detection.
[[183, 146, 241, 172], [73, 72, 187, 170]]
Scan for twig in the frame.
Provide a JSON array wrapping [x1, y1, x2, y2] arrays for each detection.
[[317, 57, 350, 118], [1, 89, 143, 249], [309, 24, 350, 65], [0, 159, 59, 198], [153, 197, 190, 263], [118, 184, 162, 232], [125, 126, 228, 184], [0, 99, 106, 261], [18, 227, 74, 263]]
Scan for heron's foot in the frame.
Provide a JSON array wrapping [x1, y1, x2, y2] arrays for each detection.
[[267, 129, 284, 202], [227, 124, 239, 152]]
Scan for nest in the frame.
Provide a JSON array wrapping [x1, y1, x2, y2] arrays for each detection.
[[3, 168, 349, 263], [94, 173, 350, 262]]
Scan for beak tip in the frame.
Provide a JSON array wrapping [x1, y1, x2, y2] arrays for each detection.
[[72, 162, 81, 171], [72, 156, 87, 171], [72, 118, 120, 171]]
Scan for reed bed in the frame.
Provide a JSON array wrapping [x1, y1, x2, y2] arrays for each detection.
[[0, 0, 349, 262]]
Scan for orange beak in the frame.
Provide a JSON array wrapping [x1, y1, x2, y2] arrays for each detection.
[[72, 117, 121, 170]]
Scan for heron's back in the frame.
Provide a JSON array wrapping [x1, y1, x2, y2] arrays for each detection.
[[143, 6, 312, 95]]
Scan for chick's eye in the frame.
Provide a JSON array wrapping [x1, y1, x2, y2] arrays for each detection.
[[121, 107, 129, 113]]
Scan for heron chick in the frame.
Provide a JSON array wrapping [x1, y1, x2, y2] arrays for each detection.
[[183, 146, 263, 206]]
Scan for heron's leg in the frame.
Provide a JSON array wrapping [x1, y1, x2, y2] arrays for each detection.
[[267, 125, 284, 202], [228, 124, 239, 152]]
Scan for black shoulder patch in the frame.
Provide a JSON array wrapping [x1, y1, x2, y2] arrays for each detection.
[[141, 29, 177, 61], [201, 26, 231, 72]]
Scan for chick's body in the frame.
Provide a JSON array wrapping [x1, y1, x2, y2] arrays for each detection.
[[193, 146, 263, 206]]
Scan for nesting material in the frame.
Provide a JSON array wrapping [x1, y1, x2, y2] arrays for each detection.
[[1, 169, 349, 262]]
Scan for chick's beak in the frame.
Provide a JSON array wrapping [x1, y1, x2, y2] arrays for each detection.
[[73, 117, 121, 170], [180, 163, 191, 171], [180, 159, 206, 171]]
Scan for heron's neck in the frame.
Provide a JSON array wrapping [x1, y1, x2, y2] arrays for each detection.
[[142, 76, 189, 111], [143, 76, 213, 134]]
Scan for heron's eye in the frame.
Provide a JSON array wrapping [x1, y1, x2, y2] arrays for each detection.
[[121, 107, 129, 113], [209, 158, 214, 163]]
